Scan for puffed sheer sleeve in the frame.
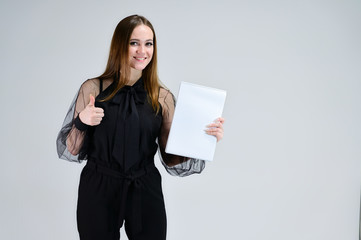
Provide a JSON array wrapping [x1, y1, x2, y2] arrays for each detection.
[[56, 79, 100, 162], [158, 88, 206, 176]]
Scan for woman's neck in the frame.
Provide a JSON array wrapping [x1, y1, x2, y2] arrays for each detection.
[[127, 68, 142, 86]]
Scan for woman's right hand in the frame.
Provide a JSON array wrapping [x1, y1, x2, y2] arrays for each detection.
[[79, 94, 104, 126]]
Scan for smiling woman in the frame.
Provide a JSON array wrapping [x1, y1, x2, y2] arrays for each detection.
[[56, 14, 224, 240]]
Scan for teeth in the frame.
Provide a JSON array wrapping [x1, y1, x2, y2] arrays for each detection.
[[135, 57, 145, 60]]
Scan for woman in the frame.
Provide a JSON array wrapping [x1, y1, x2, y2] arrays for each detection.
[[56, 15, 224, 240]]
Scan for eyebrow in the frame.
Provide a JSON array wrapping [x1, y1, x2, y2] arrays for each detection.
[[130, 39, 153, 42]]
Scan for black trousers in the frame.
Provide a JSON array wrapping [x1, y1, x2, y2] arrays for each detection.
[[76, 162, 167, 240]]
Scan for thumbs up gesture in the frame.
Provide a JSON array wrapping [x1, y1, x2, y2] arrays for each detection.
[[79, 94, 104, 126]]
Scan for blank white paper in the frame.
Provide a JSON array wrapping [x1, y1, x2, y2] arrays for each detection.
[[165, 82, 227, 161]]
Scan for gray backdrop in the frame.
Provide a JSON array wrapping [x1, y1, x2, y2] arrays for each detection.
[[1, 0, 360, 239]]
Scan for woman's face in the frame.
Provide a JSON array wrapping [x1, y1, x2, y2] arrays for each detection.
[[128, 24, 154, 71]]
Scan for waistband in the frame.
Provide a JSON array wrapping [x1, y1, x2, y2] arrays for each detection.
[[85, 160, 156, 179]]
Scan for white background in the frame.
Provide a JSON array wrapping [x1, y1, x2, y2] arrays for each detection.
[[0, 0, 360, 239]]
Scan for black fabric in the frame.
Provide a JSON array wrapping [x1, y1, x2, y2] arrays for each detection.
[[75, 78, 167, 239], [85, 78, 161, 172], [82, 161, 161, 234], [110, 82, 147, 171], [77, 161, 166, 240], [74, 115, 89, 131]]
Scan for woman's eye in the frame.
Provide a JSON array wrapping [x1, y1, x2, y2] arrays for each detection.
[[145, 42, 153, 47], [130, 41, 138, 46]]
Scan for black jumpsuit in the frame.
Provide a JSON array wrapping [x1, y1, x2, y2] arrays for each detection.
[[56, 77, 205, 240]]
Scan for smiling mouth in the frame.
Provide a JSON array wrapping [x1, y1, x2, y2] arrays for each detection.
[[134, 57, 146, 61]]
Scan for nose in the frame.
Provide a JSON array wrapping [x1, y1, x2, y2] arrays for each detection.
[[136, 45, 145, 54]]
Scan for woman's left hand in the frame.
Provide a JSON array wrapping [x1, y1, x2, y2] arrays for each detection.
[[205, 117, 225, 142]]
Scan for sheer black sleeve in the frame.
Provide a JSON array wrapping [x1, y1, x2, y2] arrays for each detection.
[[56, 79, 100, 162], [158, 88, 206, 176]]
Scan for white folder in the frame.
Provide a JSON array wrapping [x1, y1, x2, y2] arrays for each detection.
[[165, 81, 227, 161]]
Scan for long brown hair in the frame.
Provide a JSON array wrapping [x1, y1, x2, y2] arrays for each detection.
[[98, 15, 160, 113]]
